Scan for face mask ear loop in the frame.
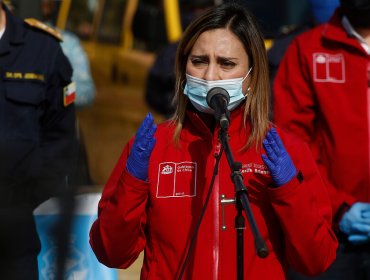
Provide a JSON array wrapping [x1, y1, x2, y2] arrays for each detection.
[[242, 67, 253, 82], [181, 79, 186, 90], [242, 67, 253, 95]]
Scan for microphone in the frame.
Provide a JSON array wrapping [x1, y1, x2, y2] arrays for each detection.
[[206, 87, 230, 129]]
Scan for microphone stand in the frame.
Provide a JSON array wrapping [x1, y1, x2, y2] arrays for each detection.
[[218, 123, 268, 280]]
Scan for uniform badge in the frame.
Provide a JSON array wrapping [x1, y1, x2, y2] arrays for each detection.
[[63, 82, 76, 106]]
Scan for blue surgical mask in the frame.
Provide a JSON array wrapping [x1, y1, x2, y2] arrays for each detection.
[[184, 67, 252, 114]]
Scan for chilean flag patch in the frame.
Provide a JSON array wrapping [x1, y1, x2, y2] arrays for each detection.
[[63, 82, 76, 106]]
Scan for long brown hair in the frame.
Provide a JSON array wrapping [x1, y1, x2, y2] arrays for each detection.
[[171, 3, 270, 149]]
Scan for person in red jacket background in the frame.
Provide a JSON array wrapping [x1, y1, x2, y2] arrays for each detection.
[[90, 3, 337, 279], [273, 0, 370, 279]]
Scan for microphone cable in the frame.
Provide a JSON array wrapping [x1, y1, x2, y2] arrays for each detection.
[[177, 148, 223, 280]]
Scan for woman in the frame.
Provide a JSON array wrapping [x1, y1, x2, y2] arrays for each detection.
[[89, 3, 337, 279]]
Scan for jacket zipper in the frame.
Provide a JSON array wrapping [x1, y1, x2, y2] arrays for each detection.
[[212, 141, 222, 279]]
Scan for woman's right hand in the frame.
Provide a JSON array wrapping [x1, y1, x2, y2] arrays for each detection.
[[126, 113, 157, 181]]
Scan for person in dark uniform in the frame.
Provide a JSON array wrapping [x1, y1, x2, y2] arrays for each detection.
[[0, 1, 77, 279]]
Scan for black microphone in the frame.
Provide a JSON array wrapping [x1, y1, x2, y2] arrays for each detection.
[[206, 87, 230, 129]]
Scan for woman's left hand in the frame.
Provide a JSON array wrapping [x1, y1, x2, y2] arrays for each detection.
[[262, 127, 297, 187]]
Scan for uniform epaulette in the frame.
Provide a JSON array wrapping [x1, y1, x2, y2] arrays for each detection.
[[24, 18, 63, 41]]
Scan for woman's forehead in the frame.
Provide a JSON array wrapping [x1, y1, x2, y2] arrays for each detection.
[[190, 29, 247, 58]]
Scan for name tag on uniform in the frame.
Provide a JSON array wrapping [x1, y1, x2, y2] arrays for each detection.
[[5, 71, 45, 81], [63, 82, 76, 106]]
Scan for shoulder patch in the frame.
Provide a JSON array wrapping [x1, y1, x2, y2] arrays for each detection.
[[63, 82, 76, 106], [24, 18, 63, 41]]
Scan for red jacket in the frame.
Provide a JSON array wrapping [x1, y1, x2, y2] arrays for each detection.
[[273, 10, 370, 226], [90, 108, 337, 279]]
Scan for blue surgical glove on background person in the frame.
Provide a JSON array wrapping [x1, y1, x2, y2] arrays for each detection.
[[339, 202, 370, 245], [262, 127, 297, 187], [126, 113, 157, 181]]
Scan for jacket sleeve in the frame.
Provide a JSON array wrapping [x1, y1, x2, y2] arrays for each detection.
[[28, 46, 78, 206], [268, 133, 338, 276], [89, 141, 149, 268], [273, 38, 356, 224]]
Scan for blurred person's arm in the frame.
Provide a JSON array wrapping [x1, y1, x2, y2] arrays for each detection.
[[61, 31, 96, 108], [27, 42, 78, 206]]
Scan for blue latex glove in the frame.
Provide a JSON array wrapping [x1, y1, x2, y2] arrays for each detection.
[[348, 235, 370, 245], [126, 113, 157, 181], [262, 127, 297, 186], [346, 209, 370, 245], [339, 202, 370, 245]]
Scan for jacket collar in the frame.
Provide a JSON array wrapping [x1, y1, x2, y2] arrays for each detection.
[[185, 104, 250, 141], [322, 8, 368, 55]]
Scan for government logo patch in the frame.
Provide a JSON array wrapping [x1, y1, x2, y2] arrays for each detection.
[[156, 162, 197, 198]]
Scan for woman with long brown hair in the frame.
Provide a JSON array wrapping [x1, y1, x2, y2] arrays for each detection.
[[90, 3, 337, 279]]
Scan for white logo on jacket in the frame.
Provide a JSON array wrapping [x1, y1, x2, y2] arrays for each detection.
[[313, 53, 345, 83], [156, 162, 197, 198], [161, 165, 173, 175]]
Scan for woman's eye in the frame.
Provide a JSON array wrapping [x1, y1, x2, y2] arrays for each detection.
[[221, 60, 236, 68], [191, 58, 207, 65]]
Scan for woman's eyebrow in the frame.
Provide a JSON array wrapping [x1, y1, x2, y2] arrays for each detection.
[[189, 54, 208, 60], [217, 56, 238, 61], [190, 54, 238, 61]]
